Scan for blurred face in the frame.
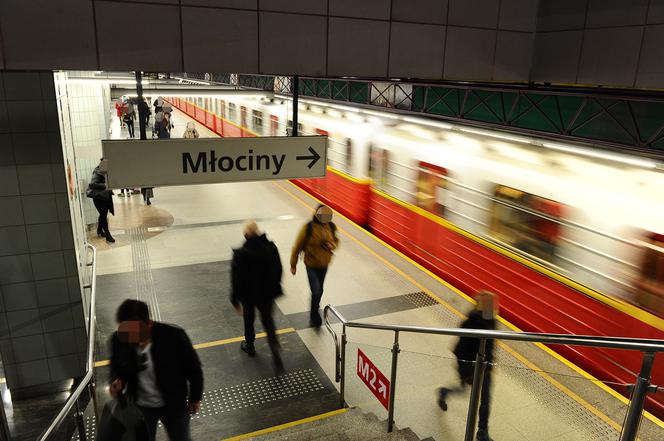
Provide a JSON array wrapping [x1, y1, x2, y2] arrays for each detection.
[[316, 206, 333, 223], [117, 320, 152, 346], [478, 292, 498, 320]]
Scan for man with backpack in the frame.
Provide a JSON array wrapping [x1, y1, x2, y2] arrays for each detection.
[[231, 221, 285, 374], [290, 204, 339, 328]]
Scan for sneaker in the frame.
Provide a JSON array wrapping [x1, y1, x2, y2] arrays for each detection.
[[476, 430, 494, 441], [105, 235, 116, 243], [437, 387, 449, 411], [146, 200, 152, 206], [240, 341, 256, 357]]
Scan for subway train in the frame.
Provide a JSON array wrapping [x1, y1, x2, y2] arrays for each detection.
[[164, 93, 664, 417]]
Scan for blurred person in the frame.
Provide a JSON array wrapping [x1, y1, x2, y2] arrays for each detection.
[[182, 122, 199, 139], [86, 158, 115, 243], [123, 99, 136, 139], [109, 299, 203, 441], [231, 221, 284, 374], [153, 96, 163, 114], [290, 204, 339, 328], [115, 97, 127, 127], [437, 291, 498, 441], [141, 187, 154, 206], [139, 97, 151, 132], [156, 112, 172, 139]]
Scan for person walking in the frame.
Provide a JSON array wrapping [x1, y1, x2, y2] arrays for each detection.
[[123, 99, 136, 139], [139, 97, 151, 132], [109, 299, 203, 441], [182, 122, 199, 139], [156, 112, 172, 139], [437, 291, 498, 441], [290, 204, 339, 328], [115, 98, 127, 127], [231, 221, 284, 374], [86, 159, 115, 243]]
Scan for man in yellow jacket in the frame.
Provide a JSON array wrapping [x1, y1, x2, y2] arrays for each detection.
[[290, 205, 339, 328]]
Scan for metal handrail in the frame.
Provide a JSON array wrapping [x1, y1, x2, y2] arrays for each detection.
[[38, 243, 98, 441], [323, 304, 662, 441]]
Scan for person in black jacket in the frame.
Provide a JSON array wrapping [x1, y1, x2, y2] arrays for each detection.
[[437, 291, 498, 441], [87, 159, 115, 243], [231, 221, 284, 374], [109, 299, 203, 441]]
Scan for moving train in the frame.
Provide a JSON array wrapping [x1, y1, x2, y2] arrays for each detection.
[[164, 93, 664, 417]]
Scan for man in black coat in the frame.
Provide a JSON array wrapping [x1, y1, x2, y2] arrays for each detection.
[[87, 159, 115, 243], [231, 221, 284, 373], [437, 291, 498, 441], [109, 299, 203, 441]]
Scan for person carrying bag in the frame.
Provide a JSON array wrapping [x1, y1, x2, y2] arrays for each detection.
[[96, 393, 150, 441]]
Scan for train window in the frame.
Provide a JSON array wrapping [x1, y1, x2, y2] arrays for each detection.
[[220, 100, 226, 118], [270, 115, 278, 136], [635, 233, 664, 316], [241, 106, 247, 128], [416, 162, 447, 217], [368, 144, 389, 188], [252, 110, 263, 131], [204, 98, 209, 111], [286, 120, 303, 136], [228, 102, 237, 121], [490, 185, 563, 263], [345, 139, 353, 168]]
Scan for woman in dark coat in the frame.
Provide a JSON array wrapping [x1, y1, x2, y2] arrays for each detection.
[[87, 159, 115, 243]]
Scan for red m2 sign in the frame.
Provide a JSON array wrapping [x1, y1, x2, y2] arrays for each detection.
[[357, 349, 390, 409]]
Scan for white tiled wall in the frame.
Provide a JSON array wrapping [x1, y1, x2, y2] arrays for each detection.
[[0, 71, 87, 393]]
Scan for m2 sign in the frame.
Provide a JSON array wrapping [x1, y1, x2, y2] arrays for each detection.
[[357, 349, 390, 409]]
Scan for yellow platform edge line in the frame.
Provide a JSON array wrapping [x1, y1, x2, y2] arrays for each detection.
[[279, 180, 664, 430], [221, 408, 348, 441], [93, 328, 297, 368]]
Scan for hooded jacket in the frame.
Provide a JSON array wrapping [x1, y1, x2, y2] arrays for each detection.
[[290, 219, 339, 269], [231, 234, 283, 306]]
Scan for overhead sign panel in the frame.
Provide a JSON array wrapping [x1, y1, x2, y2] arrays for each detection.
[[101, 136, 327, 188]]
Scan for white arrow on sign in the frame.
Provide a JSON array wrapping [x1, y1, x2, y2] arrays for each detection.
[[378, 380, 387, 399]]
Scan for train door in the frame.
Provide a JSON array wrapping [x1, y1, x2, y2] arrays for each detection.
[[270, 115, 278, 136], [241, 106, 247, 129], [416, 162, 447, 217], [368, 144, 389, 189]]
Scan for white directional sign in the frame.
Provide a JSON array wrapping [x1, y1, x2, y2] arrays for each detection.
[[101, 136, 327, 188]]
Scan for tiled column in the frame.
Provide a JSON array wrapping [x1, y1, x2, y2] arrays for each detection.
[[0, 71, 87, 397]]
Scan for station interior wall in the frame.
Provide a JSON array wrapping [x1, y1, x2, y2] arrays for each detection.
[[0, 71, 88, 397]]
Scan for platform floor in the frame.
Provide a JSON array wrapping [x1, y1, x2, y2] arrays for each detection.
[[83, 108, 664, 440]]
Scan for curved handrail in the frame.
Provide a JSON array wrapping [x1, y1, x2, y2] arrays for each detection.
[[323, 306, 343, 382], [38, 243, 97, 441]]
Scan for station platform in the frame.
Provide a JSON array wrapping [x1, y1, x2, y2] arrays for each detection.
[[79, 108, 664, 441]]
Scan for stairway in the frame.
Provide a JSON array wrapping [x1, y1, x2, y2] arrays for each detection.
[[247, 408, 434, 441]]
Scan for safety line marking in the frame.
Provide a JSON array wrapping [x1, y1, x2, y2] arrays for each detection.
[[93, 327, 297, 368], [220, 408, 348, 441], [276, 180, 664, 430]]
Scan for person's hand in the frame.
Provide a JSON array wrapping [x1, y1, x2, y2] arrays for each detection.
[[109, 379, 123, 398], [290, 266, 296, 275], [234, 304, 242, 315], [189, 401, 201, 414]]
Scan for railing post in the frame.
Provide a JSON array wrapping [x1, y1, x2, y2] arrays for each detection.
[[387, 331, 400, 433], [464, 338, 488, 441], [620, 352, 656, 441], [340, 324, 347, 409], [74, 399, 87, 441]]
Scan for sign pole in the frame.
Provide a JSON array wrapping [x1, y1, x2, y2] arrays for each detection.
[[292, 75, 299, 137]]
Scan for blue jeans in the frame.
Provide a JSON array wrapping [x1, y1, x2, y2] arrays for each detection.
[[306, 266, 328, 326]]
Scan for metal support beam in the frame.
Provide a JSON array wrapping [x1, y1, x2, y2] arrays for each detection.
[[387, 331, 400, 433], [292, 75, 299, 137], [135, 71, 147, 141]]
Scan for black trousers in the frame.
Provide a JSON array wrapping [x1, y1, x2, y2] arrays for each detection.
[[451, 362, 492, 431], [127, 120, 135, 138], [242, 300, 278, 350], [138, 403, 190, 441], [306, 266, 328, 326], [93, 199, 110, 236]]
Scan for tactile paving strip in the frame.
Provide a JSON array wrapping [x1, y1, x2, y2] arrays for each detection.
[[72, 369, 324, 440], [403, 291, 442, 308]]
